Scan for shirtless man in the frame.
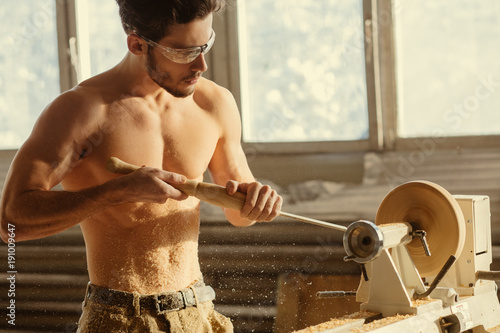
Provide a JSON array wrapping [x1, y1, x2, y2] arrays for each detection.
[[0, 0, 282, 331]]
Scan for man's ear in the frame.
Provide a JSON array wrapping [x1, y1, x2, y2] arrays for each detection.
[[127, 33, 147, 55]]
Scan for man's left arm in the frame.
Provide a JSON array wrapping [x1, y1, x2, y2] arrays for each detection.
[[207, 88, 282, 227]]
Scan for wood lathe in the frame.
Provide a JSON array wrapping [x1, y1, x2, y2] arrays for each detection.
[[106, 158, 500, 332], [313, 181, 500, 333]]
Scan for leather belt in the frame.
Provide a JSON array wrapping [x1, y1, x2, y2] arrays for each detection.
[[86, 282, 216, 314]]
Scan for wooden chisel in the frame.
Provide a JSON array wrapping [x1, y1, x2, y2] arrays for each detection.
[[106, 157, 347, 232]]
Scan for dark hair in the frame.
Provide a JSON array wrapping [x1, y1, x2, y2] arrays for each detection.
[[116, 0, 226, 42]]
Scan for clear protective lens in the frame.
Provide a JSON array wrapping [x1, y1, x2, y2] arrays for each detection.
[[162, 48, 202, 64], [158, 31, 216, 64]]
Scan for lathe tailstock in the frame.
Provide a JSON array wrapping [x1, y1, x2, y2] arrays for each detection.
[[308, 181, 500, 333]]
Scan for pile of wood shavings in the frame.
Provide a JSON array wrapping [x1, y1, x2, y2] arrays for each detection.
[[350, 313, 415, 332], [412, 297, 437, 307], [292, 311, 377, 333], [293, 311, 415, 333], [293, 318, 358, 333]]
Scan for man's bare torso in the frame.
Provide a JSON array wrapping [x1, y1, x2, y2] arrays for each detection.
[[0, 14, 281, 301], [62, 71, 221, 294]]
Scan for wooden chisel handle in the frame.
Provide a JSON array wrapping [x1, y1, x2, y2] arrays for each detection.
[[106, 157, 347, 232], [105, 157, 246, 211]]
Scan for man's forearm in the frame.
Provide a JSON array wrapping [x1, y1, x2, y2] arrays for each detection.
[[0, 182, 120, 242]]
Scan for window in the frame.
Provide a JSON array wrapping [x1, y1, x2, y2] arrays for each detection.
[[220, 0, 500, 153], [238, 0, 369, 143], [0, 1, 60, 149], [1, 0, 499, 152], [81, 0, 128, 78], [0, 0, 128, 150], [394, 0, 500, 138]]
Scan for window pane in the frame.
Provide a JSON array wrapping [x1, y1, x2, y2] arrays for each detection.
[[87, 0, 128, 76], [0, 1, 60, 149], [239, 0, 369, 143], [394, 1, 500, 137]]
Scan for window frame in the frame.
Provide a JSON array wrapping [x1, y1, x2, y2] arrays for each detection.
[[210, 0, 500, 155], [376, 0, 500, 151], [209, 0, 382, 154], [56, 0, 79, 92]]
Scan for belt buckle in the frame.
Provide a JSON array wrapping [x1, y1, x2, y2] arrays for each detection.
[[154, 294, 181, 314]]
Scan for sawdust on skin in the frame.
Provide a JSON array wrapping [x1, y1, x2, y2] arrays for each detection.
[[81, 196, 203, 294]]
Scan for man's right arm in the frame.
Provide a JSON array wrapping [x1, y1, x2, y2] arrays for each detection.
[[0, 90, 187, 242]]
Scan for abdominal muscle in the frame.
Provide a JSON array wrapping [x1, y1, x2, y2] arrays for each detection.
[[80, 196, 203, 294]]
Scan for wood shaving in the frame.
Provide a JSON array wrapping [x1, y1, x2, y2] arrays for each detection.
[[350, 314, 414, 332], [412, 297, 437, 307], [293, 311, 415, 333], [292, 311, 377, 333], [292, 318, 359, 333]]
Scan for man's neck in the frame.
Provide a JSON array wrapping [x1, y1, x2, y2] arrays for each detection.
[[114, 53, 170, 99]]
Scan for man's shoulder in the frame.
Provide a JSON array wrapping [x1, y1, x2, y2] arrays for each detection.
[[196, 77, 229, 95], [194, 78, 242, 137], [194, 78, 237, 112], [39, 81, 110, 134], [75, 71, 121, 102], [49, 86, 102, 116], [58, 68, 126, 111]]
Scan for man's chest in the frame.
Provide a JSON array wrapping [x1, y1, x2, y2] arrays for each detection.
[[91, 102, 220, 179]]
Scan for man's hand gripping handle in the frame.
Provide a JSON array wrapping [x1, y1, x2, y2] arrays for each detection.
[[106, 157, 246, 211], [106, 157, 347, 231]]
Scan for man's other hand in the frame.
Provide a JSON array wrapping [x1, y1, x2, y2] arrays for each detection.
[[225, 180, 282, 222]]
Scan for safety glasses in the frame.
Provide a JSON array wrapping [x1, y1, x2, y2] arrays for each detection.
[[135, 30, 216, 64]]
